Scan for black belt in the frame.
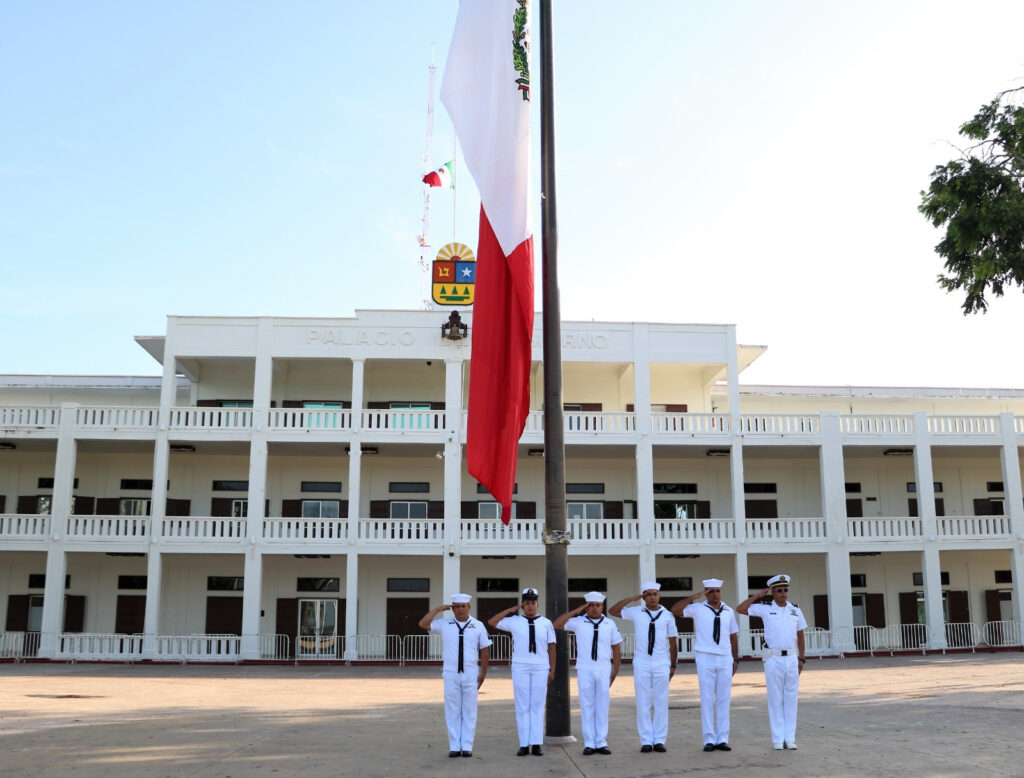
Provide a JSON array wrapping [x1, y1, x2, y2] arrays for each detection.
[[780, 650, 789, 656]]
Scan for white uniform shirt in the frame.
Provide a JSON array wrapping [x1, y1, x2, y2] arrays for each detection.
[[619, 605, 678, 665], [683, 601, 739, 656], [565, 615, 623, 671], [748, 601, 807, 651], [430, 616, 491, 673], [497, 614, 556, 668]]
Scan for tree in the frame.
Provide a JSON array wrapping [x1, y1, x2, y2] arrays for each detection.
[[919, 85, 1024, 314]]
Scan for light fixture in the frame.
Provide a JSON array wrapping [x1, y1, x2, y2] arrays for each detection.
[[435, 451, 444, 460], [705, 448, 730, 457], [0, 442, 16, 450], [883, 448, 913, 456], [441, 310, 468, 340], [527, 448, 544, 457], [170, 444, 196, 453], [345, 446, 378, 455]]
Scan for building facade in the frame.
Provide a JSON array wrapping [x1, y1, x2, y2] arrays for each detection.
[[1, 310, 1022, 661]]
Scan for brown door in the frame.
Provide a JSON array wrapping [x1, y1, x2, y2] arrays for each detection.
[[64, 595, 85, 633], [865, 594, 886, 628], [846, 498, 863, 518], [6, 594, 29, 630], [813, 594, 829, 630], [745, 500, 778, 519], [476, 597, 519, 636], [898, 592, 926, 648], [276, 598, 298, 657], [115, 595, 146, 634], [205, 597, 243, 635], [386, 598, 429, 637], [985, 590, 1002, 622]]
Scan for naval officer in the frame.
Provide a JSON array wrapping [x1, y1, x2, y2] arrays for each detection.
[[553, 591, 623, 755], [610, 581, 678, 753], [737, 574, 807, 750], [671, 578, 740, 752], [489, 587, 556, 756], [418, 594, 492, 757]]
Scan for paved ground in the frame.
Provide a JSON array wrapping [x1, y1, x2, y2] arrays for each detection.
[[1, 653, 1023, 778]]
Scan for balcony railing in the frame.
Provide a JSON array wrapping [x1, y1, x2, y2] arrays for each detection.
[[460, 519, 542, 543], [264, 518, 347, 541], [569, 518, 640, 541], [847, 517, 922, 540], [161, 517, 247, 540], [928, 415, 999, 435], [653, 519, 736, 542], [268, 408, 353, 431], [839, 414, 914, 435], [738, 415, 820, 435], [0, 405, 61, 429], [357, 519, 442, 542], [745, 518, 827, 541], [937, 516, 1011, 539], [0, 514, 50, 539], [564, 412, 636, 433], [360, 409, 445, 431], [169, 407, 254, 430], [66, 515, 148, 539], [75, 406, 158, 430], [651, 412, 729, 434]]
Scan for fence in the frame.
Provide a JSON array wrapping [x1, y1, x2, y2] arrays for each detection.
[[55, 633, 144, 661]]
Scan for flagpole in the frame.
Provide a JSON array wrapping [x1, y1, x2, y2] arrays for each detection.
[[539, 0, 571, 742]]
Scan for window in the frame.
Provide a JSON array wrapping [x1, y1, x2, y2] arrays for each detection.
[[567, 502, 603, 520], [657, 577, 693, 591], [907, 482, 943, 493], [845, 483, 862, 493], [744, 483, 777, 494], [995, 570, 1012, 584], [302, 500, 340, 519], [915, 591, 951, 623], [301, 481, 342, 493], [989, 498, 1005, 515], [389, 482, 429, 493], [987, 481, 1004, 492], [654, 501, 698, 519], [566, 483, 605, 494], [220, 400, 254, 408], [477, 578, 519, 593], [850, 574, 867, 588], [478, 501, 517, 521], [37, 496, 52, 514], [478, 482, 517, 494], [231, 499, 248, 518], [748, 575, 770, 590], [213, 481, 249, 492], [912, 571, 950, 586], [653, 483, 698, 494], [207, 576, 244, 591], [388, 577, 430, 592], [120, 499, 151, 516], [569, 578, 607, 592], [297, 577, 340, 592], [120, 479, 154, 490], [38, 477, 79, 488], [390, 501, 428, 519], [304, 401, 342, 408], [28, 574, 70, 589], [118, 575, 148, 590]]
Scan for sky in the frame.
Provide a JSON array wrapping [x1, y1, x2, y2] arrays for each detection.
[[2, 1, 1024, 388]]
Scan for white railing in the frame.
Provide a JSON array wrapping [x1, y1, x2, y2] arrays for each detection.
[[651, 412, 729, 434], [336, 634, 403, 662], [403, 633, 444, 662], [360, 409, 444, 431], [737, 629, 765, 657], [840, 415, 914, 435], [268, 408, 353, 431], [653, 519, 736, 542], [161, 517, 247, 539], [943, 622, 981, 650], [880, 623, 931, 652], [55, 633, 144, 661], [295, 632, 344, 660], [460, 519, 542, 543], [0, 514, 50, 539], [0, 631, 40, 658], [0, 406, 61, 428], [154, 634, 241, 661], [802, 627, 835, 657], [357, 519, 442, 542], [564, 412, 636, 434], [847, 517, 922, 540], [738, 415, 820, 435], [75, 406, 158, 430], [168, 407, 254, 430], [66, 515, 148, 539], [928, 415, 999, 435], [569, 519, 639, 541], [255, 633, 291, 660], [745, 518, 827, 542], [937, 516, 1011, 539], [982, 620, 1024, 647], [263, 518, 346, 541]]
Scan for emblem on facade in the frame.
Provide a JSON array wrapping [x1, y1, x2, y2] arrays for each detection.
[[513, 0, 530, 101], [432, 242, 476, 305]]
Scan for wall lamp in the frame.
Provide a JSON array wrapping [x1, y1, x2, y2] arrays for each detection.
[[527, 448, 545, 457], [345, 446, 379, 455], [882, 448, 913, 456], [0, 442, 16, 450], [170, 444, 196, 453], [705, 448, 730, 457]]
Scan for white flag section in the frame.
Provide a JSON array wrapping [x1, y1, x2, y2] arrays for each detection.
[[440, 0, 532, 256]]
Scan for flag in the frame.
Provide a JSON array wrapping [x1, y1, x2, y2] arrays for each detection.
[[441, 0, 533, 522], [422, 161, 454, 188]]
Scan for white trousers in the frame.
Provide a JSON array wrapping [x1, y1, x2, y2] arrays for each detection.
[[695, 652, 733, 745], [632, 662, 670, 745], [576, 667, 612, 748], [763, 655, 799, 745], [442, 670, 479, 751], [511, 664, 548, 746]]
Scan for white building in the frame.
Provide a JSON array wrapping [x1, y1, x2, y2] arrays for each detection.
[[1, 309, 1022, 662]]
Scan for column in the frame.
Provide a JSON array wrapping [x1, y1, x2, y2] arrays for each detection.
[[733, 549, 750, 649], [636, 438, 656, 584], [344, 551, 359, 659], [998, 414, 1024, 624], [443, 359, 464, 553], [240, 548, 264, 659], [913, 412, 946, 648], [347, 359, 365, 541], [38, 402, 77, 658], [141, 549, 163, 659], [726, 326, 746, 539], [820, 412, 853, 641]]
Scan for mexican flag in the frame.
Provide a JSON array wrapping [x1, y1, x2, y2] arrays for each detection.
[[441, 0, 534, 522], [422, 161, 454, 188]]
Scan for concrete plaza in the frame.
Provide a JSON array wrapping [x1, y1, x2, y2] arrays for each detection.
[[1, 653, 1022, 777]]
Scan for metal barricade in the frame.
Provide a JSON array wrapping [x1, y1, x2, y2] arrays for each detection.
[[882, 623, 931, 653], [403, 633, 443, 663], [982, 620, 1024, 647], [943, 622, 980, 651], [339, 634, 403, 662]]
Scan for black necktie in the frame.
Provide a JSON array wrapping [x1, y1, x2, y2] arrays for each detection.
[[587, 616, 603, 660], [646, 609, 662, 655], [706, 603, 724, 644], [456, 620, 468, 673], [527, 616, 537, 653]]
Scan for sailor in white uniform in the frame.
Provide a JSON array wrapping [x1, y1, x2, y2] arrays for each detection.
[[489, 587, 556, 756], [737, 574, 807, 750], [553, 591, 623, 755], [610, 581, 679, 753], [419, 593, 492, 758], [671, 578, 740, 752]]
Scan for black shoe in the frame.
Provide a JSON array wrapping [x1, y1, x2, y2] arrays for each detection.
[[653, 743, 667, 753], [531, 745, 543, 756], [596, 747, 612, 755], [517, 746, 529, 756], [716, 743, 732, 751], [461, 751, 472, 757], [641, 744, 654, 753], [582, 747, 595, 755], [704, 743, 716, 752], [449, 750, 460, 758]]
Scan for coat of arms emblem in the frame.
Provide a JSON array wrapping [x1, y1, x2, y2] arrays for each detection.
[[432, 242, 476, 306]]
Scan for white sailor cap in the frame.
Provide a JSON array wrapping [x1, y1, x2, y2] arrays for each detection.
[[766, 574, 791, 588], [521, 587, 539, 600], [583, 591, 605, 603], [451, 593, 471, 604], [641, 581, 661, 593], [702, 578, 724, 589]]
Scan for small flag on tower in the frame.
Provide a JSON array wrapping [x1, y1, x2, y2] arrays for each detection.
[[422, 161, 454, 188]]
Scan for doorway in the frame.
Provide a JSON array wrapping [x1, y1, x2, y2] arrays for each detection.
[[386, 597, 430, 637], [297, 599, 339, 658]]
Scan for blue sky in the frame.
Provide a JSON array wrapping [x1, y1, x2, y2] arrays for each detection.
[[3, 1, 1024, 387]]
